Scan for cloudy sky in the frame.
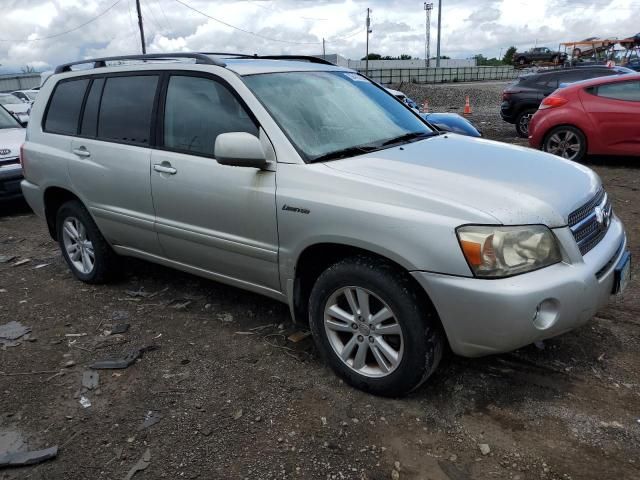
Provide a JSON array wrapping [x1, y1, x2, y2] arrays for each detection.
[[1, 0, 638, 73]]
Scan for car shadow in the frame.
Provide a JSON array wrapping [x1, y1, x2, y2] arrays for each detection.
[[584, 155, 640, 168], [0, 198, 32, 218]]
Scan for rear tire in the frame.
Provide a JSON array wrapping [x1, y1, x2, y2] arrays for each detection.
[[515, 108, 537, 138], [56, 200, 120, 284], [542, 125, 587, 162], [308, 256, 444, 397]]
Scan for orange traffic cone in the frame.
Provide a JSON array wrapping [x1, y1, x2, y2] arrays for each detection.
[[422, 99, 429, 113], [463, 95, 472, 116]]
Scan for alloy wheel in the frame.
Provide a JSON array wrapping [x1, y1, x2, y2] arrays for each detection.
[[545, 130, 582, 160], [62, 216, 95, 274], [323, 286, 404, 378]]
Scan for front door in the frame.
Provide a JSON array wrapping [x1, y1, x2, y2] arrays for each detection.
[[150, 73, 280, 291], [583, 79, 640, 155]]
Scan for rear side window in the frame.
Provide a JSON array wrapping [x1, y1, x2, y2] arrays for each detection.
[[162, 75, 257, 156], [98, 75, 158, 145], [595, 81, 640, 101], [44, 79, 89, 135], [80, 78, 104, 137]]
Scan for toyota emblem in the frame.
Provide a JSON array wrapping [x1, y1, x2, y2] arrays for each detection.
[[0, 149, 10, 156]]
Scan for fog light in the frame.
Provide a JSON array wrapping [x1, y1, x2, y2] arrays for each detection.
[[532, 299, 559, 330]]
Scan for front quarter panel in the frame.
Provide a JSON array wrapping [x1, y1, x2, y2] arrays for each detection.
[[276, 162, 496, 288]]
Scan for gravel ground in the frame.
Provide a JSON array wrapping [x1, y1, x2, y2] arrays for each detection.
[[1, 87, 639, 479]]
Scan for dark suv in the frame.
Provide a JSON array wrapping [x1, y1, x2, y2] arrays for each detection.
[[501, 66, 633, 137]]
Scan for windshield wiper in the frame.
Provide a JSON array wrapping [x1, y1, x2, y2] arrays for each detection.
[[310, 145, 379, 163], [379, 131, 433, 147]]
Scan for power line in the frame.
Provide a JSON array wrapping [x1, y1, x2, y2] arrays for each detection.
[[173, 0, 321, 45], [0, 0, 123, 42]]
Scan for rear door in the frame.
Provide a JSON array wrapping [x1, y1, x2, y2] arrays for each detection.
[[67, 74, 163, 254], [581, 79, 640, 155], [149, 73, 280, 291]]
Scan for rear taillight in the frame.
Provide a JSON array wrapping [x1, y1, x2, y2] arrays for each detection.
[[502, 92, 511, 100], [539, 96, 568, 110]]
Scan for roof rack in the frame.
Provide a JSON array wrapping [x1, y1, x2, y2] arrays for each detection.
[[198, 52, 335, 65], [54, 53, 225, 74]]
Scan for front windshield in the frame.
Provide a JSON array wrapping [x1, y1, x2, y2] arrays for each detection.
[[243, 71, 433, 162], [0, 106, 21, 129]]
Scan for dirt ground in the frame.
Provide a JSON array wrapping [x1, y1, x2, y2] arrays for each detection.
[[1, 103, 639, 480]]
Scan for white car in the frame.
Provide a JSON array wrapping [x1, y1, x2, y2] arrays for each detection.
[[0, 93, 30, 125], [0, 105, 25, 200], [11, 89, 38, 104]]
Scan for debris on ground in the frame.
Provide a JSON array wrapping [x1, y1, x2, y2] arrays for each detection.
[[167, 299, 191, 310], [0, 321, 32, 348], [138, 411, 162, 431], [123, 448, 151, 480], [90, 346, 159, 370], [82, 370, 99, 390], [110, 323, 130, 335], [79, 396, 91, 408], [233, 408, 243, 420], [0, 255, 16, 264], [216, 313, 234, 323], [112, 311, 130, 322], [11, 259, 30, 267], [479, 443, 491, 456], [34, 263, 50, 269], [287, 331, 311, 343], [0, 446, 58, 468]]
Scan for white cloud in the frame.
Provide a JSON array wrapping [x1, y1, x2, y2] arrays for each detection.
[[0, 0, 638, 73]]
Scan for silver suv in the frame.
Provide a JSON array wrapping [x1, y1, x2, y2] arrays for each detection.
[[21, 53, 630, 396]]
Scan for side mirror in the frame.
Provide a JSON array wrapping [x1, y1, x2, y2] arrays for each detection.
[[214, 132, 267, 169]]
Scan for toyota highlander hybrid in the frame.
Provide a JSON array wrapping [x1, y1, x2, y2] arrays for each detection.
[[20, 53, 630, 396]]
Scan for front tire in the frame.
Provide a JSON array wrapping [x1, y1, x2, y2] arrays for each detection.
[[56, 200, 119, 283], [542, 125, 587, 162], [515, 108, 536, 138], [309, 256, 443, 397]]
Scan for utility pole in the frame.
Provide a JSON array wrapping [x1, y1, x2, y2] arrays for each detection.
[[322, 38, 326, 58], [436, 0, 442, 67], [424, 3, 433, 68], [365, 8, 371, 76], [135, 0, 147, 54]]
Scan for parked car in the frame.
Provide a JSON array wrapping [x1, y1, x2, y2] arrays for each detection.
[[529, 73, 640, 162], [0, 105, 26, 201], [385, 88, 481, 137], [11, 89, 38, 103], [501, 66, 634, 137], [513, 47, 567, 66], [421, 112, 482, 137], [0, 93, 30, 125], [21, 53, 630, 396]]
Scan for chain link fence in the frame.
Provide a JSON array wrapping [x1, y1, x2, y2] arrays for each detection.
[[358, 66, 520, 84]]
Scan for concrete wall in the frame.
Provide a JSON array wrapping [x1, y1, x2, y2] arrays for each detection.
[[0, 73, 41, 92], [359, 66, 518, 84], [348, 58, 476, 69]]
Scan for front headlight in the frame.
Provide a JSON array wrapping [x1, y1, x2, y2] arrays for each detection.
[[457, 225, 562, 278]]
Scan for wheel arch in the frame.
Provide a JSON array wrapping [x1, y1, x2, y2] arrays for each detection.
[[290, 242, 446, 341], [43, 186, 83, 240]]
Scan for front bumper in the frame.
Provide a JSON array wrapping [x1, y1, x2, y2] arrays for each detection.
[[0, 166, 24, 200], [412, 216, 627, 357]]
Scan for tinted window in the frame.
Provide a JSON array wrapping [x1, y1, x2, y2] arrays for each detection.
[[80, 78, 104, 137], [44, 79, 89, 135], [163, 75, 257, 156], [98, 75, 158, 145], [596, 81, 640, 101]]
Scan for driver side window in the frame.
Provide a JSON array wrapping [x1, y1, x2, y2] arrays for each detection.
[[163, 75, 258, 157]]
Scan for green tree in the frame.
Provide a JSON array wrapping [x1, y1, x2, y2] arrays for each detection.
[[502, 46, 517, 64], [361, 53, 382, 60]]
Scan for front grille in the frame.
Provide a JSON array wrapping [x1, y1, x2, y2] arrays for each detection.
[[569, 188, 612, 256], [0, 157, 19, 167]]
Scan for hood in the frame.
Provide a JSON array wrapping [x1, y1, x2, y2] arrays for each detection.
[[0, 128, 26, 159], [324, 134, 599, 227]]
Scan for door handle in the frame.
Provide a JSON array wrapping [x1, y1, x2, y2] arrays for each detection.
[[153, 163, 177, 175], [72, 147, 91, 158]]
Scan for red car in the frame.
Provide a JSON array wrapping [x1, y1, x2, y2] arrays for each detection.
[[529, 73, 640, 161]]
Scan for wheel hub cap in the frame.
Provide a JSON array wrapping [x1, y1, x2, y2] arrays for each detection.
[[62, 216, 95, 275]]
